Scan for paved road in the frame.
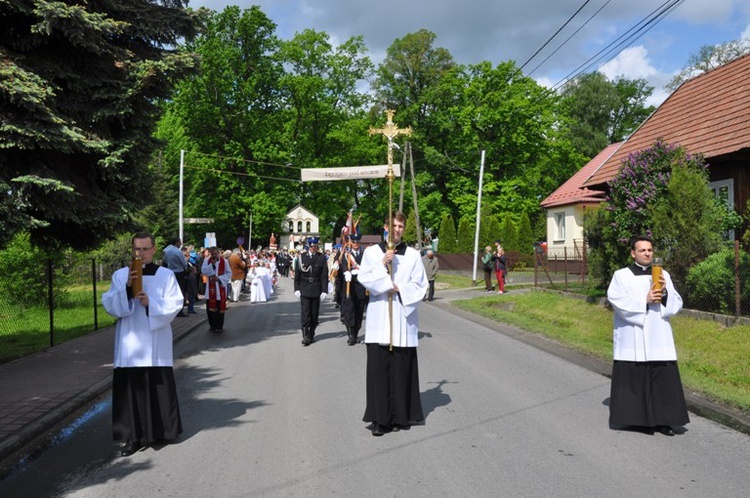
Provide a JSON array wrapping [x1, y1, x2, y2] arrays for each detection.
[[3, 278, 749, 497]]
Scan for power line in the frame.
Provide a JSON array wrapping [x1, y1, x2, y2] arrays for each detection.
[[526, 0, 613, 78], [183, 164, 301, 183], [552, 0, 685, 90], [186, 150, 303, 170], [518, 0, 594, 73]]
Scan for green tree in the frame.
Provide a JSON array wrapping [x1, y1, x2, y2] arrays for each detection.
[[403, 210, 418, 245], [438, 213, 456, 253], [372, 29, 455, 132], [162, 6, 286, 246], [480, 212, 501, 250], [667, 38, 750, 91], [561, 72, 654, 159], [517, 212, 534, 255], [456, 216, 475, 253], [499, 214, 518, 252], [586, 140, 728, 288], [650, 164, 728, 287], [0, 0, 201, 249]]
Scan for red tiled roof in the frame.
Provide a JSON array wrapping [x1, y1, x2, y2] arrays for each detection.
[[583, 53, 750, 187], [540, 142, 620, 208]]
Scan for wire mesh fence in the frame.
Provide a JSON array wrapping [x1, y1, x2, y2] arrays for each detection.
[[0, 257, 127, 364]]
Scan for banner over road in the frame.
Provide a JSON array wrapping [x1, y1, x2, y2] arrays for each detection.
[[301, 164, 400, 182]]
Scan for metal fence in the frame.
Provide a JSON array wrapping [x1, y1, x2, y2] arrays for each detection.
[[532, 240, 750, 319], [0, 257, 126, 364]]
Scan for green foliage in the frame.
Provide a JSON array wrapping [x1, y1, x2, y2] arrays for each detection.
[[561, 72, 654, 159], [516, 212, 534, 255], [0, 233, 68, 307], [586, 140, 728, 288], [479, 211, 501, 250], [650, 164, 727, 287], [403, 210, 418, 245], [438, 213, 457, 253], [0, 0, 201, 249], [499, 214, 518, 252], [667, 39, 750, 91], [456, 216, 475, 252], [685, 249, 750, 314]]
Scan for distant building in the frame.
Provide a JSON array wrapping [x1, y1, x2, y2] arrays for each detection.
[[284, 205, 320, 250]]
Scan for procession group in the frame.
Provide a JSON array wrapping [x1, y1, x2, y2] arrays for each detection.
[[101, 216, 689, 456]]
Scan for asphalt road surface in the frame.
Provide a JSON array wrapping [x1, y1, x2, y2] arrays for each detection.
[[2, 277, 748, 497]]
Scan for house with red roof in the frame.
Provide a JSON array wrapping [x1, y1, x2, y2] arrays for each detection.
[[540, 142, 619, 258], [543, 52, 750, 248]]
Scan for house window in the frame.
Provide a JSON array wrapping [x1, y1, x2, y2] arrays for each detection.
[[709, 179, 735, 240], [297, 221, 302, 233], [306, 221, 311, 232], [554, 213, 566, 241]]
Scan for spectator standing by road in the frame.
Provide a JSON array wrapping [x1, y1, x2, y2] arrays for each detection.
[[162, 236, 188, 316], [101, 231, 184, 456], [421, 249, 439, 302], [492, 245, 507, 294], [607, 235, 689, 436], [481, 246, 494, 292]]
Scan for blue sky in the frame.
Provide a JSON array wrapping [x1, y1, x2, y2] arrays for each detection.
[[188, 1, 750, 105]]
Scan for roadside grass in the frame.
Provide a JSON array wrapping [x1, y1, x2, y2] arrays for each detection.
[[0, 283, 116, 363], [452, 290, 750, 413]]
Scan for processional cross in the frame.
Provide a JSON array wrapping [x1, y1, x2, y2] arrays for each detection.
[[368, 109, 411, 350]]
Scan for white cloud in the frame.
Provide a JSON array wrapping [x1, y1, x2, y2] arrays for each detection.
[[599, 46, 658, 80]]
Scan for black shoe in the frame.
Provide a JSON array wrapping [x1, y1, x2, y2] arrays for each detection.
[[657, 425, 675, 436], [371, 423, 385, 436], [120, 439, 142, 456]]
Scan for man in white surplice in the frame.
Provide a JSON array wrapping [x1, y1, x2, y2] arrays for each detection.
[[358, 211, 428, 436], [102, 231, 184, 456]]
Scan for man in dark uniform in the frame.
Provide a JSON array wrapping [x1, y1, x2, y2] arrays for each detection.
[[337, 233, 367, 345], [294, 237, 328, 346]]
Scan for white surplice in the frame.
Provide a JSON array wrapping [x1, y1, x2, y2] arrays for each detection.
[[358, 243, 428, 347], [102, 266, 184, 367], [607, 265, 683, 362]]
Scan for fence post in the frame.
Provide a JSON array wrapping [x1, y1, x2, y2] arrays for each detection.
[[92, 258, 99, 330], [48, 258, 54, 347], [563, 247, 568, 291], [736, 240, 741, 319]]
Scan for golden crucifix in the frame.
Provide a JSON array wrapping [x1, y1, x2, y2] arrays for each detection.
[[369, 109, 411, 350]]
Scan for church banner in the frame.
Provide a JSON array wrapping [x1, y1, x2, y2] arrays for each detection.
[[301, 164, 400, 182]]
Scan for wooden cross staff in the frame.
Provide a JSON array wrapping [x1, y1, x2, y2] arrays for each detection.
[[369, 109, 411, 349]]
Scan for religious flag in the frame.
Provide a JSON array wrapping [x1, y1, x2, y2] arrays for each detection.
[[341, 210, 354, 238]]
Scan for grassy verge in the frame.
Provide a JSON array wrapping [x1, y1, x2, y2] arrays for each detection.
[[0, 284, 116, 363], [452, 290, 750, 413]]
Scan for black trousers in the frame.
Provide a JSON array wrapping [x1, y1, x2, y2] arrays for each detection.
[[427, 280, 435, 301], [300, 295, 321, 329]]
